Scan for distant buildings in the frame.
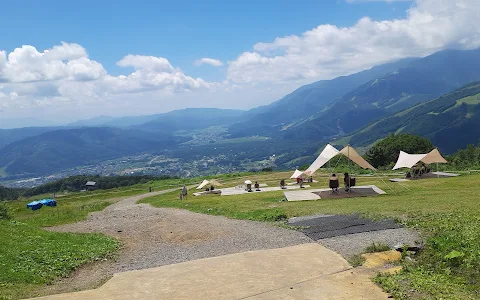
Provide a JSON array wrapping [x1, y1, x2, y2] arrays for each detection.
[[85, 181, 97, 191]]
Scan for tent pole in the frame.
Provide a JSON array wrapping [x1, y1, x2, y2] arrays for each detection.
[[437, 162, 439, 178], [348, 145, 351, 196]]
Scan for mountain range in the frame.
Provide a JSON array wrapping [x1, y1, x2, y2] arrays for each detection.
[[1, 48, 480, 179], [344, 82, 480, 154], [0, 127, 181, 176], [231, 49, 480, 141]]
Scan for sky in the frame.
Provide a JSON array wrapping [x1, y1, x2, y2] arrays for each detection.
[[0, 0, 479, 127]]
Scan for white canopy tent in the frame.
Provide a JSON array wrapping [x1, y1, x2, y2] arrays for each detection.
[[290, 169, 304, 179], [304, 144, 376, 176], [196, 180, 210, 190], [304, 144, 340, 175], [392, 148, 448, 170]]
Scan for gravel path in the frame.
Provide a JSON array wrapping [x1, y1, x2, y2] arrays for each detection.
[[40, 188, 311, 296], [318, 228, 423, 258], [287, 214, 422, 259]]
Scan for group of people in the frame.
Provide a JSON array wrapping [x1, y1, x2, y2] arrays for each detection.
[[329, 172, 354, 193], [406, 163, 431, 178], [246, 181, 261, 192], [205, 184, 215, 191], [279, 178, 305, 189]]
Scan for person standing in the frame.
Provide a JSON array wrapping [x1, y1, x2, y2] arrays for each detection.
[[344, 173, 350, 192], [182, 185, 188, 200]]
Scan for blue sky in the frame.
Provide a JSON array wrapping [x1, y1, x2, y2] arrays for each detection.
[[0, 0, 478, 126], [0, 0, 412, 81]]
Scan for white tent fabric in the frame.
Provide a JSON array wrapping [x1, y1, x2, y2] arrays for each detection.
[[392, 151, 427, 170], [392, 149, 448, 170], [339, 146, 377, 171], [290, 169, 304, 179], [196, 180, 210, 190], [304, 144, 340, 175]]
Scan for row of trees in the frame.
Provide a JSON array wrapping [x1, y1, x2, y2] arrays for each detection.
[[365, 133, 480, 169], [0, 175, 177, 201], [0, 186, 26, 201], [447, 144, 480, 170]]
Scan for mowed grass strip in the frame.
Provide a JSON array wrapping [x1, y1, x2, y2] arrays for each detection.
[[0, 221, 119, 299], [1, 177, 195, 299], [142, 172, 480, 299]]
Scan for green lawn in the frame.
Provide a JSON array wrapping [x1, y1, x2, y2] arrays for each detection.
[[0, 177, 196, 299], [142, 172, 480, 299]]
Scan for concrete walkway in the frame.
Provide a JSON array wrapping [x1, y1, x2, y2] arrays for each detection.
[[30, 243, 388, 300], [196, 184, 311, 196], [284, 185, 386, 201]]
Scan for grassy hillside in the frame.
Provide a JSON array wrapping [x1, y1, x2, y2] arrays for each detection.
[[143, 171, 480, 299], [346, 82, 480, 154], [0, 176, 197, 299], [3, 170, 480, 299]]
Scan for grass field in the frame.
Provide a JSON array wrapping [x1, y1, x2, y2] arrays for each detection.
[[0, 177, 196, 299], [142, 171, 480, 299], [2, 171, 479, 299]]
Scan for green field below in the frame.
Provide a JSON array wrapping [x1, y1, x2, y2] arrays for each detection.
[[2, 171, 480, 299], [0, 177, 196, 299], [142, 171, 480, 299]]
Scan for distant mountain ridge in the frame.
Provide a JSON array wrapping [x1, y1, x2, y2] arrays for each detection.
[[229, 58, 418, 137], [133, 108, 246, 132], [0, 108, 246, 151], [68, 108, 247, 129], [287, 49, 480, 140], [0, 127, 181, 176], [0, 127, 62, 150]]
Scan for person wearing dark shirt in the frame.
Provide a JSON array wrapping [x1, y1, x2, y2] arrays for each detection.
[[280, 179, 286, 189], [344, 173, 350, 192]]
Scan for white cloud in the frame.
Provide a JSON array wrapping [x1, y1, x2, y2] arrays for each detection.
[[1, 0, 480, 122], [346, 0, 412, 3], [0, 42, 106, 83], [228, 0, 480, 84], [0, 44, 216, 113], [109, 55, 211, 94], [194, 58, 224, 67], [117, 55, 175, 72]]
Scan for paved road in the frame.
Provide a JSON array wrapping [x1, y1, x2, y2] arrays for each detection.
[[30, 244, 388, 300]]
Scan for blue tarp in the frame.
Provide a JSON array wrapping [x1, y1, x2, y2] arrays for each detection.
[[27, 201, 43, 210], [27, 199, 57, 210], [39, 199, 57, 207]]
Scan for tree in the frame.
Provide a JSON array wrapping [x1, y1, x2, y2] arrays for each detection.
[[366, 134, 434, 168]]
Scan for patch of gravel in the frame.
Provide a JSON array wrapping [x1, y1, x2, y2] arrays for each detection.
[[40, 188, 311, 295], [318, 228, 423, 258]]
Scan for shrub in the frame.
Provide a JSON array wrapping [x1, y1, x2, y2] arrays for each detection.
[[366, 133, 434, 168], [0, 204, 10, 220]]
